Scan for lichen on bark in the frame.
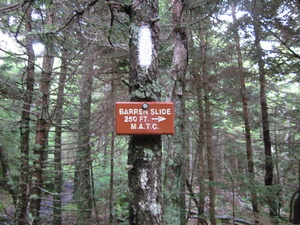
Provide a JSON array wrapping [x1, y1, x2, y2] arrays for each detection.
[[127, 0, 162, 224], [128, 135, 162, 224]]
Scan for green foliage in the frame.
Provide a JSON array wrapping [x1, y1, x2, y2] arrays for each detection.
[[113, 194, 129, 223], [0, 0, 299, 223], [163, 206, 181, 225]]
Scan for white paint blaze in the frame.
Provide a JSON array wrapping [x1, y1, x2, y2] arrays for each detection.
[[138, 26, 153, 68]]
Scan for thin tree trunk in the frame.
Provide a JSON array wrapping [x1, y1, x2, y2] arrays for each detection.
[[0, 146, 17, 204], [15, 4, 35, 224], [29, 33, 54, 225], [231, 1, 258, 213], [53, 47, 68, 225], [199, 20, 216, 225], [292, 191, 300, 224], [193, 70, 206, 224], [109, 76, 115, 224], [127, 0, 162, 224], [75, 50, 93, 224], [291, 160, 300, 224], [109, 130, 115, 224], [29, 6, 54, 222], [252, 3, 276, 216]]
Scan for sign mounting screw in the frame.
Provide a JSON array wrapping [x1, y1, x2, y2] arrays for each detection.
[[142, 103, 149, 110]]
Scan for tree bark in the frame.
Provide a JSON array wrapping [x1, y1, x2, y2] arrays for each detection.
[[231, 1, 258, 213], [291, 160, 300, 224], [53, 46, 68, 225], [252, 1, 276, 217], [109, 75, 116, 224], [199, 19, 216, 225], [75, 48, 93, 224], [292, 190, 300, 224], [0, 146, 17, 204], [29, 6, 54, 223], [29, 47, 52, 224], [15, 4, 35, 224], [127, 0, 162, 224], [163, 0, 188, 223], [192, 69, 206, 224]]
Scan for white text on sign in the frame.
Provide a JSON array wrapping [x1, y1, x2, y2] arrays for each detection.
[[119, 108, 172, 130], [131, 123, 158, 130], [116, 102, 174, 135], [119, 108, 172, 116]]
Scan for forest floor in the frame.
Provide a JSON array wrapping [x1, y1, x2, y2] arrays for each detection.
[[187, 206, 290, 225], [0, 182, 291, 225], [0, 180, 74, 224]]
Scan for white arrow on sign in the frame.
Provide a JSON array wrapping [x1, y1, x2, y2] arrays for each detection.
[[152, 116, 166, 122]]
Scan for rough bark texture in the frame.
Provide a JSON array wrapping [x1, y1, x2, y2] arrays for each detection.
[[127, 0, 162, 224], [128, 0, 160, 102], [231, 1, 258, 213], [128, 136, 162, 224], [75, 50, 93, 223], [171, 0, 188, 225], [15, 4, 35, 224]]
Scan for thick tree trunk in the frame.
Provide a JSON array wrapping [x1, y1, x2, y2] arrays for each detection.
[[164, 0, 188, 224], [53, 47, 68, 225], [128, 136, 162, 224], [127, 0, 162, 224], [231, 1, 258, 213], [75, 50, 93, 224], [15, 4, 35, 224]]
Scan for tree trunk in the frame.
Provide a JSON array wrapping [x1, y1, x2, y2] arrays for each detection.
[[164, 0, 188, 223], [292, 190, 300, 224], [75, 50, 93, 224], [252, 2, 276, 217], [53, 46, 68, 225], [0, 146, 17, 204], [127, 0, 162, 224], [30, 39, 54, 225], [29, 7, 54, 223], [291, 160, 300, 224], [199, 20, 216, 225], [15, 4, 35, 224], [109, 76, 115, 224], [231, 1, 258, 213], [192, 70, 206, 224]]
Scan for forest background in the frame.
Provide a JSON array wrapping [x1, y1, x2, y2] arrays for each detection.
[[0, 0, 299, 224]]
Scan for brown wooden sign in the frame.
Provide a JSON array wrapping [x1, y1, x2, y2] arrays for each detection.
[[116, 102, 174, 135]]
